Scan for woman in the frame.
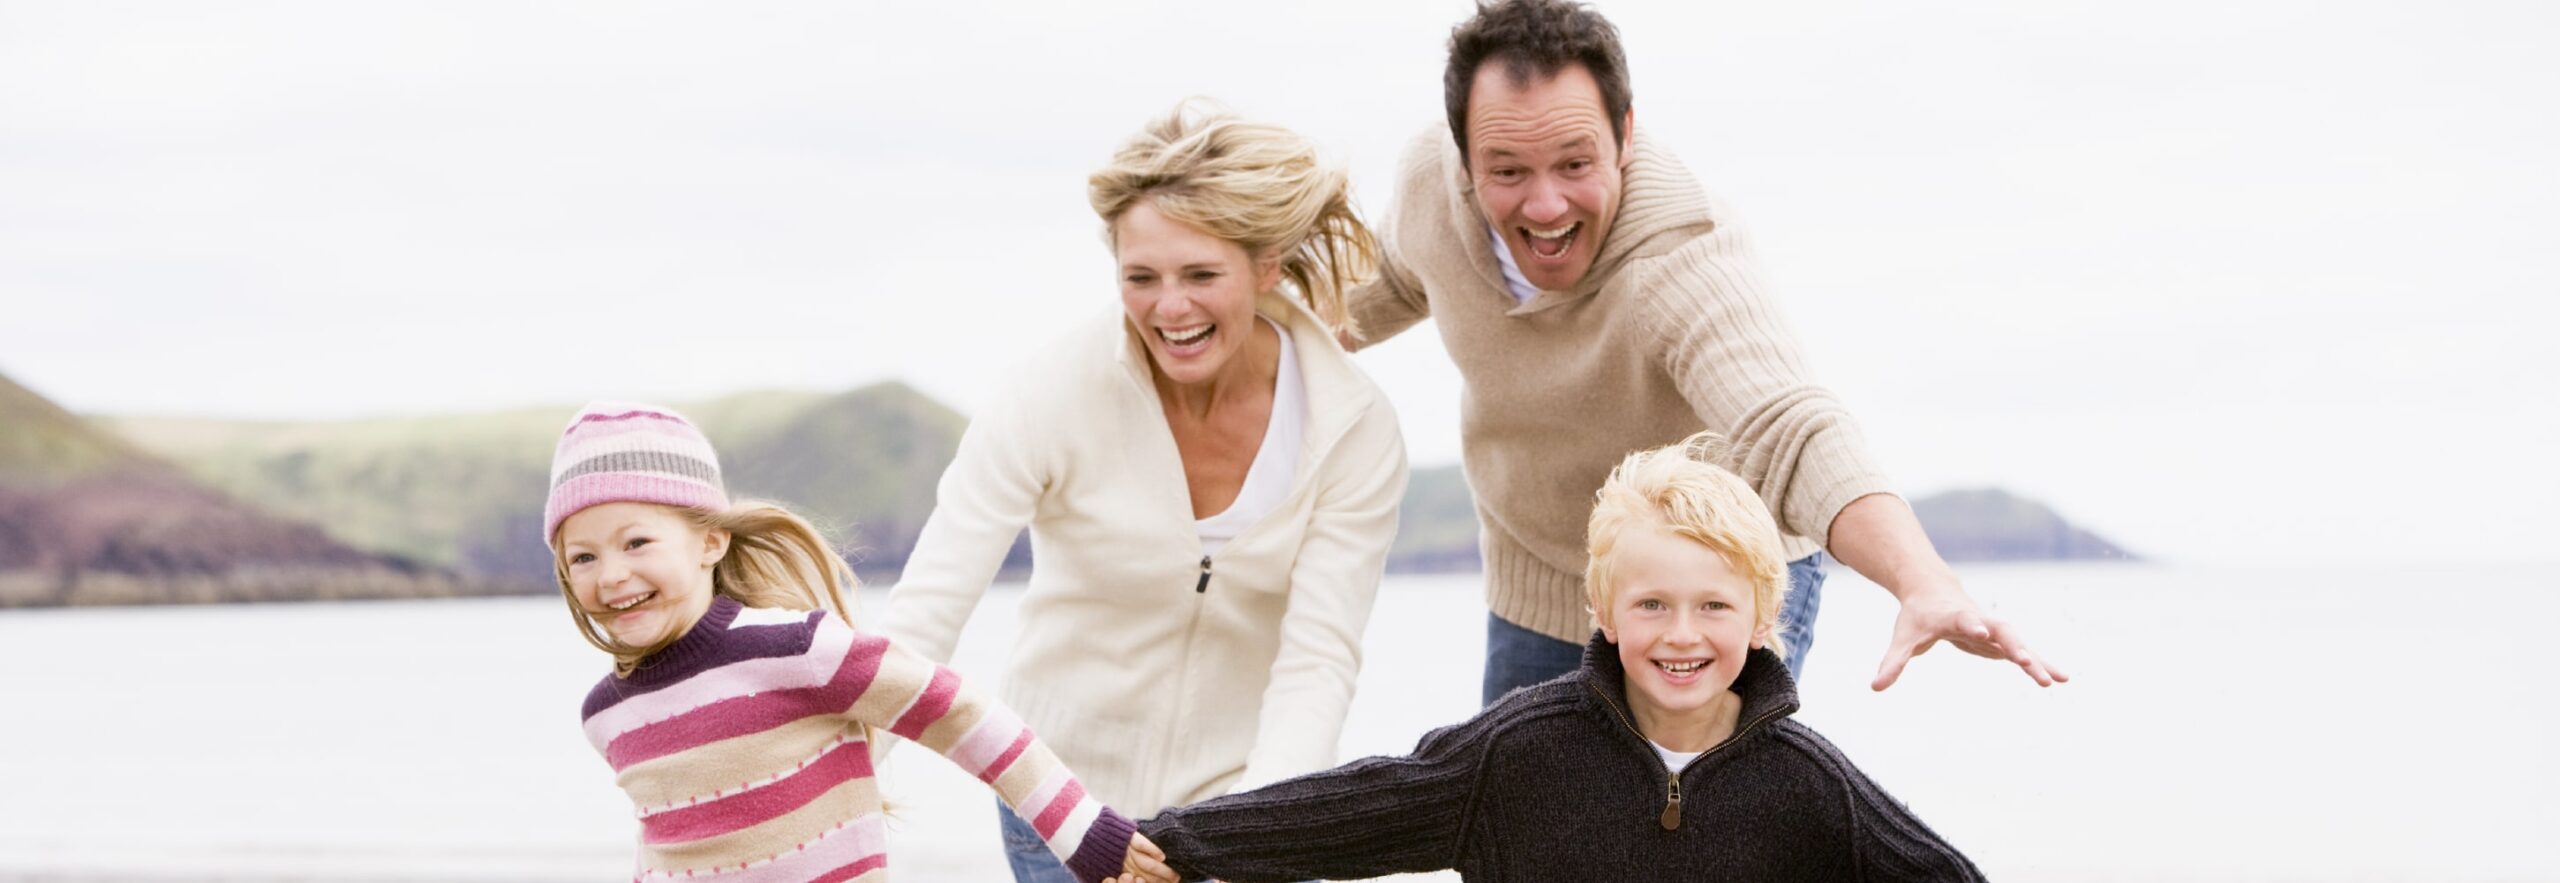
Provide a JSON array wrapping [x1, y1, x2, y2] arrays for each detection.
[[881, 102, 1407, 882]]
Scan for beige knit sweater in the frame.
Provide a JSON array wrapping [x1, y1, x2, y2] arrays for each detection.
[[1350, 127, 1894, 644]]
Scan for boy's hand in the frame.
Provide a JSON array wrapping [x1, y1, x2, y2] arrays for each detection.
[[1111, 831, 1176, 883]]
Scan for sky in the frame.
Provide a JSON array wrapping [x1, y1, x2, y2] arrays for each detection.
[[2, 0, 2554, 567]]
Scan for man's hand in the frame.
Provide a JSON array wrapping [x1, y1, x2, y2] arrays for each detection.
[[1826, 493, 2067, 691], [1871, 577, 2066, 691]]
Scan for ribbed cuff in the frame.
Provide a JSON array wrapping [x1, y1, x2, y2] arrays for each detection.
[[1482, 529, 1593, 645], [1063, 806, 1139, 883], [1782, 422, 1896, 557]]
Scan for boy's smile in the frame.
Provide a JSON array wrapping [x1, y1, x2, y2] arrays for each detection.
[[1601, 523, 1767, 753]]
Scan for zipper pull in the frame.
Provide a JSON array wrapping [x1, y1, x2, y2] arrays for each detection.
[[1194, 555, 1212, 593], [1660, 780, 1682, 830]]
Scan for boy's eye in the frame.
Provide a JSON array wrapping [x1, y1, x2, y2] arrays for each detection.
[[1186, 270, 1220, 283], [1705, 600, 1731, 611], [1636, 598, 1664, 611], [625, 537, 651, 551], [1125, 273, 1155, 285]]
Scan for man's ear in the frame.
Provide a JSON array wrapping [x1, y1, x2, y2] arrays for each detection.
[[701, 527, 731, 568], [1617, 107, 1636, 169]]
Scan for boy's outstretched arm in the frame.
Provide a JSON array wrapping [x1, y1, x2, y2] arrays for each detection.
[[1139, 715, 1496, 883]]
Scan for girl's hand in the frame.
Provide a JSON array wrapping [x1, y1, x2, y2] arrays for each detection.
[[1115, 831, 1176, 883]]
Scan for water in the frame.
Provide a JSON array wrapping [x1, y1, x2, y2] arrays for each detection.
[[2, 564, 2552, 881]]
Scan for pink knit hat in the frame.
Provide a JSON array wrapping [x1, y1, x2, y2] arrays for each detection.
[[542, 401, 730, 548]]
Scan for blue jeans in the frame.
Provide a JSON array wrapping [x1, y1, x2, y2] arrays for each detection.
[[997, 800, 1080, 883], [1482, 553, 1826, 705]]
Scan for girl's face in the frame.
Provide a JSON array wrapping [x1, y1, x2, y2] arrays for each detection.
[[556, 502, 728, 649], [1113, 199, 1281, 390]]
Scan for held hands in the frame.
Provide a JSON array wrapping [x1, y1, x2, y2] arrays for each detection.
[[1106, 831, 1178, 883], [1871, 577, 2068, 692]]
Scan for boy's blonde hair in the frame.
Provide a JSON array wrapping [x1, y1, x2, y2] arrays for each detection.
[[1584, 432, 1791, 656], [1087, 99, 1379, 336], [555, 500, 860, 677]]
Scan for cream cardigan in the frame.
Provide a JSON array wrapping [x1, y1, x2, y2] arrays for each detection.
[[1348, 127, 1895, 644], [882, 291, 1407, 813]]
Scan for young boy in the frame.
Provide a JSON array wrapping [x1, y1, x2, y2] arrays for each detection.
[[1130, 433, 1985, 881]]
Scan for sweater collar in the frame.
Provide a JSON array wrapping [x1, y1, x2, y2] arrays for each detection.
[[1577, 627, 1801, 747], [1437, 126, 1720, 311], [622, 593, 743, 686]]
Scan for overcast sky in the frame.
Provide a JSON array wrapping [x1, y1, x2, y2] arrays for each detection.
[[3, 0, 2553, 566]]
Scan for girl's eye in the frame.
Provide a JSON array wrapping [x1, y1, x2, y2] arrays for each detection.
[[1125, 273, 1154, 285], [625, 537, 651, 551], [1186, 271, 1220, 283], [568, 553, 594, 565]]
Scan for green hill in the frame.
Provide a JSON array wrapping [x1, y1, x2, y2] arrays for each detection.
[[0, 370, 151, 486], [102, 383, 997, 590], [2, 370, 485, 607]]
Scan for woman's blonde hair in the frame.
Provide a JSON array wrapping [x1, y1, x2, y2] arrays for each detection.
[[1088, 99, 1379, 335], [555, 500, 860, 677], [1584, 432, 1792, 657]]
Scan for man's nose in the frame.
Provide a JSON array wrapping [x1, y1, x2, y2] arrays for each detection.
[[1521, 177, 1569, 224]]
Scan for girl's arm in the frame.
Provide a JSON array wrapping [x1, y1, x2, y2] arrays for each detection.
[[1140, 711, 1493, 883], [1230, 400, 1406, 793], [833, 620, 1139, 881]]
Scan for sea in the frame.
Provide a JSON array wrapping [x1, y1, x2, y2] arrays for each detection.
[[2, 563, 2553, 881]]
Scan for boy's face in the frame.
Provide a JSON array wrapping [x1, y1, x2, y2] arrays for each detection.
[[1601, 524, 1768, 747]]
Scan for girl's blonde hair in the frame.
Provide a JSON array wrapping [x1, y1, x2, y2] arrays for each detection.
[[555, 500, 860, 677], [1584, 432, 1792, 658], [1088, 99, 1379, 336]]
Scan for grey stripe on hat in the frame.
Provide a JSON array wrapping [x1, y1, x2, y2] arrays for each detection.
[[554, 450, 723, 489]]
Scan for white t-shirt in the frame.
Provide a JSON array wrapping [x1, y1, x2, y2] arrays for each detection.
[[1486, 223, 1542, 305], [1196, 316, 1305, 555], [1653, 740, 1704, 773]]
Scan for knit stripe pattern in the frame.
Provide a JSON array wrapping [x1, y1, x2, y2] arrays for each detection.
[[582, 597, 1135, 882], [1348, 128, 1896, 644], [544, 402, 730, 546]]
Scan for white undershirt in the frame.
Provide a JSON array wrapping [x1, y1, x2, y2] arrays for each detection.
[[1653, 741, 1704, 773], [1195, 316, 1304, 555], [1486, 223, 1542, 305]]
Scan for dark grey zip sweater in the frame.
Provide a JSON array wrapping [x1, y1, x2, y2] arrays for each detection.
[[1138, 634, 1985, 882]]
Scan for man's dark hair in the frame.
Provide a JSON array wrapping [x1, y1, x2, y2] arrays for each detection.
[[1442, 0, 1633, 166]]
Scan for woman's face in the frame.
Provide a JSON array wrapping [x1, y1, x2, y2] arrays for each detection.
[[1113, 200, 1279, 389]]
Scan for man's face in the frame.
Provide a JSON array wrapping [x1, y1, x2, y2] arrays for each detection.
[[1464, 61, 1630, 292]]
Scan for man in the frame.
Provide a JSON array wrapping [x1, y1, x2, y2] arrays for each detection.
[[1347, 0, 2066, 703]]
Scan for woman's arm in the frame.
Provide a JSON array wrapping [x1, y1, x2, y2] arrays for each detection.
[[879, 387, 1049, 666], [1231, 401, 1406, 792]]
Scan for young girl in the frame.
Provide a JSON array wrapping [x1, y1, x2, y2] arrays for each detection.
[[543, 401, 1173, 883]]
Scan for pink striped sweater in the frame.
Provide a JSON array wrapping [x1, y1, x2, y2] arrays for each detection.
[[580, 595, 1136, 882]]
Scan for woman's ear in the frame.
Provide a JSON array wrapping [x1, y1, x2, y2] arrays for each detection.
[[701, 527, 731, 568], [1256, 254, 1285, 295]]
